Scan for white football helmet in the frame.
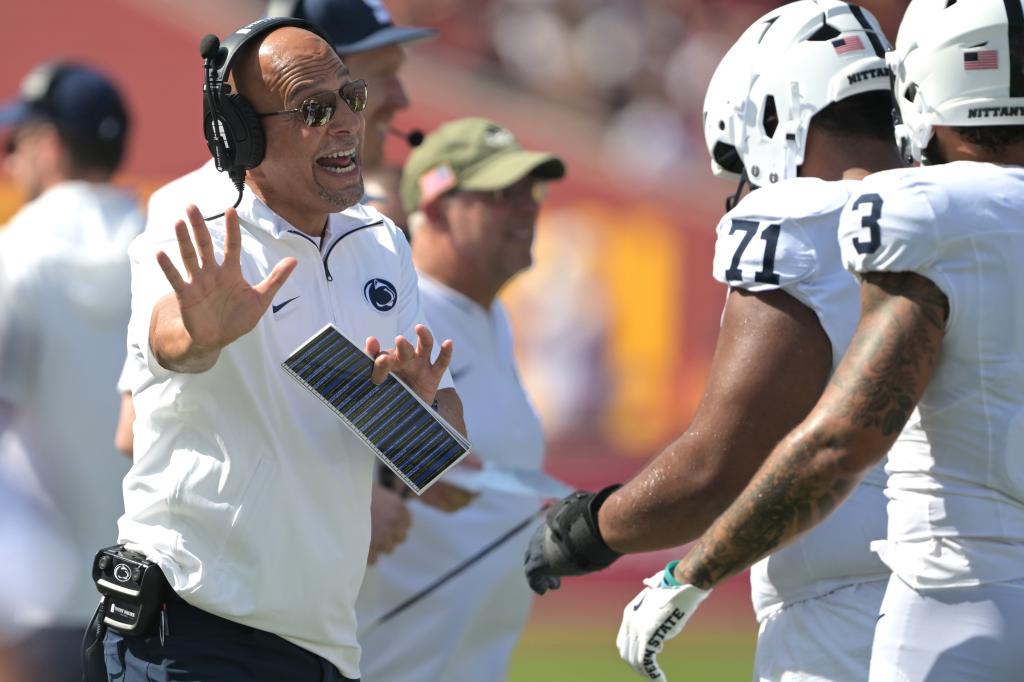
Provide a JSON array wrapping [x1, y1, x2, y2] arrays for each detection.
[[890, 0, 1024, 163], [703, 0, 892, 185]]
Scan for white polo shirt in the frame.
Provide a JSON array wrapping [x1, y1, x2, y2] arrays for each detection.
[[120, 188, 449, 678]]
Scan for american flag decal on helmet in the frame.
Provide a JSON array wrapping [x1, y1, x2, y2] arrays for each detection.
[[964, 50, 999, 70], [832, 36, 864, 55]]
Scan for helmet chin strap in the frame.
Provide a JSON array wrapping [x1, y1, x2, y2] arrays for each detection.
[[725, 170, 751, 212]]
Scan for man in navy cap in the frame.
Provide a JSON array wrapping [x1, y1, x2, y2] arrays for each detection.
[[271, 0, 435, 168], [1, 62, 129, 200], [0, 61, 141, 682]]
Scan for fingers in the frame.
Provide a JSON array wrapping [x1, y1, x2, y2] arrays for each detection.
[[254, 257, 297, 304], [434, 338, 454, 375], [171, 205, 238, 283], [414, 324, 434, 358], [528, 573, 560, 595], [364, 337, 382, 358], [369, 484, 412, 560], [223, 207, 241, 270], [417, 481, 478, 513], [619, 590, 648, 678], [173, 219, 200, 279], [156, 251, 187, 292], [370, 350, 391, 385], [365, 337, 390, 384], [394, 335, 415, 364], [523, 525, 564, 595], [185, 205, 216, 268]]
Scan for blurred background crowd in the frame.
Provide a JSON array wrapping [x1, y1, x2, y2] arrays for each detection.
[[0, 0, 911, 678]]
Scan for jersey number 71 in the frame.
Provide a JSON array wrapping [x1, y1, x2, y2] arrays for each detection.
[[724, 219, 781, 285]]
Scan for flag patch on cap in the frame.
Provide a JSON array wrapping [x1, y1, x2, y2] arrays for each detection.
[[964, 50, 999, 70], [418, 163, 457, 205], [832, 36, 864, 55]]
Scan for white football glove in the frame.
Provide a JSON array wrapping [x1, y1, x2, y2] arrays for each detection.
[[616, 567, 711, 680]]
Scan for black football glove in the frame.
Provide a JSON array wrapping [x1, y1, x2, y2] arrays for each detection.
[[524, 484, 622, 595]]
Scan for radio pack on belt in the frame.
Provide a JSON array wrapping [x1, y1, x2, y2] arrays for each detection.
[[92, 544, 168, 636]]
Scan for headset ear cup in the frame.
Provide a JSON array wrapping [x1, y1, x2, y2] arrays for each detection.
[[222, 93, 266, 169]]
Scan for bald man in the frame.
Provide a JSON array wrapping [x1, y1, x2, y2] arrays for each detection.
[[97, 21, 465, 682]]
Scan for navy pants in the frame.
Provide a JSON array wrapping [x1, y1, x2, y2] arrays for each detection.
[[100, 593, 357, 682]]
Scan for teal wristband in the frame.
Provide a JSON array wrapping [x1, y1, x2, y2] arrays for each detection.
[[661, 560, 682, 587]]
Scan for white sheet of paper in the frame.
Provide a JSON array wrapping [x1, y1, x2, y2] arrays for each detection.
[[440, 464, 573, 499]]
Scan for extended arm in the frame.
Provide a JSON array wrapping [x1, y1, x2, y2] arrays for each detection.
[[616, 272, 948, 679], [675, 271, 948, 588], [599, 288, 834, 552], [525, 287, 834, 592]]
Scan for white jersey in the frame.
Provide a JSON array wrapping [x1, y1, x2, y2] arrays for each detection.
[[712, 178, 891, 619], [0, 181, 141, 626], [840, 161, 1024, 590], [121, 188, 451, 678]]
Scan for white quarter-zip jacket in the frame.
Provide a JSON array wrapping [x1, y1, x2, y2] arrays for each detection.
[[120, 188, 451, 678]]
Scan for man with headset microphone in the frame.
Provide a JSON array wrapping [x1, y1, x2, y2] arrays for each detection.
[[114, 0, 451, 566], [93, 18, 466, 682]]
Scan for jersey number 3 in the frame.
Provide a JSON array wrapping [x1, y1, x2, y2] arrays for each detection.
[[725, 219, 781, 285], [852, 193, 883, 254]]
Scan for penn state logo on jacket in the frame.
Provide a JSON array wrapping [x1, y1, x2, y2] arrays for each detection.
[[364, 278, 397, 312]]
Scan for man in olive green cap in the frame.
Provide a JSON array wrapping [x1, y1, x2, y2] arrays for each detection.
[[354, 117, 565, 682]]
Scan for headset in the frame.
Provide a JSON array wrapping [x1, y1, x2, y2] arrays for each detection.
[[200, 16, 330, 218]]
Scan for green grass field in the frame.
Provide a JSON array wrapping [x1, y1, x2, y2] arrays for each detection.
[[509, 627, 755, 681], [507, 577, 756, 681]]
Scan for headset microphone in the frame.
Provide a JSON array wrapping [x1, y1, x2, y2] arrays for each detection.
[[200, 35, 229, 175], [389, 126, 424, 147], [200, 33, 245, 220], [198, 18, 327, 221]]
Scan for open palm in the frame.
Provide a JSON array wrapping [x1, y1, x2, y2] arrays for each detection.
[[156, 205, 296, 351]]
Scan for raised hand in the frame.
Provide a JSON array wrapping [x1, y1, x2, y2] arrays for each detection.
[[363, 324, 453, 404], [148, 205, 296, 373]]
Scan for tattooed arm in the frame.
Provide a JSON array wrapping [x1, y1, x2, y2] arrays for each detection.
[[672, 271, 949, 589]]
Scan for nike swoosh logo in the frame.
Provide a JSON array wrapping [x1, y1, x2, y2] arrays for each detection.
[[633, 594, 647, 611], [272, 296, 299, 314]]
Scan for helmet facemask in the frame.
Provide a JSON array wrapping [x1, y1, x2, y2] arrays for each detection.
[[703, 0, 893, 199]]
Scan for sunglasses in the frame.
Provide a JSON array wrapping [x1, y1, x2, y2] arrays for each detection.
[[257, 80, 368, 127]]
